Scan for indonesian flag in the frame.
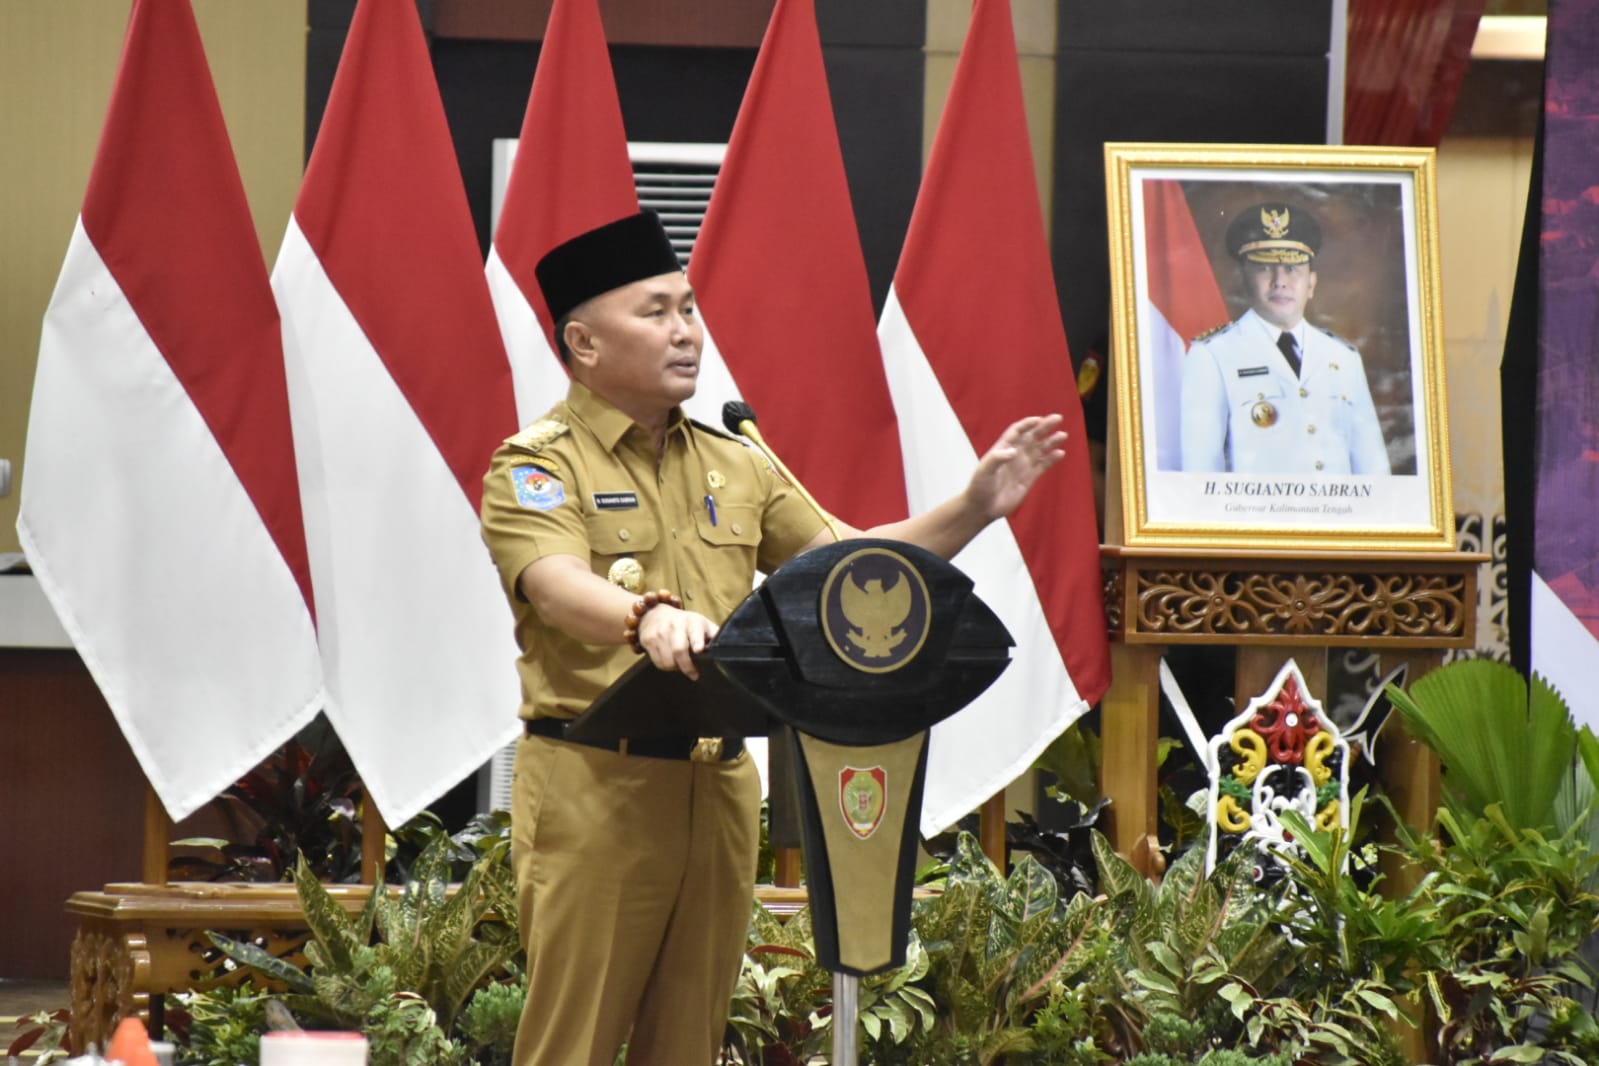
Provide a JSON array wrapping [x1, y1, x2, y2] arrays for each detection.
[[1143, 180, 1230, 471], [877, 0, 1111, 835], [486, 0, 638, 424], [17, 0, 321, 821], [274, 0, 520, 826], [688, 0, 906, 526]]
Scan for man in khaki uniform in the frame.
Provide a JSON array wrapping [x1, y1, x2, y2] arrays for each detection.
[[480, 211, 1071, 1066]]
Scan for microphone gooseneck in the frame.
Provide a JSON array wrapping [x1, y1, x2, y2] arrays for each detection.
[[721, 400, 841, 543]]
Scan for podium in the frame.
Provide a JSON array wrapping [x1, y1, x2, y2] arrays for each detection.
[[567, 539, 1013, 1061]]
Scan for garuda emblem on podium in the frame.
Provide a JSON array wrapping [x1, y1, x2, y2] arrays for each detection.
[[820, 547, 931, 674]]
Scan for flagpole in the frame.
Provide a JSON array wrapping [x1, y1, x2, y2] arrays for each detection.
[[143, 784, 171, 885]]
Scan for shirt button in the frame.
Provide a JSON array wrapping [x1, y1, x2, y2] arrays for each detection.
[[1299, 388, 1308, 398], [1307, 425, 1317, 435], [1315, 460, 1325, 471], [731, 522, 743, 535], [618, 529, 631, 542]]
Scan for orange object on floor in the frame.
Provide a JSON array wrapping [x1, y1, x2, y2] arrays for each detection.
[[106, 1016, 159, 1066]]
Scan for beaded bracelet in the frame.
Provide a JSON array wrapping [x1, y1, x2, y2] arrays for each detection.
[[625, 589, 682, 654]]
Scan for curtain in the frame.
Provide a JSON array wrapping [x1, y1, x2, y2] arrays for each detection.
[[1345, 0, 1488, 145]]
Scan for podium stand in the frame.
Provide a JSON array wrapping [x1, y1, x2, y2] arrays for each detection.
[[567, 539, 1013, 1063]]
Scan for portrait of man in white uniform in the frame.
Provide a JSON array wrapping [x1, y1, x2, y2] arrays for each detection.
[[1179, 202, 1390, 476]]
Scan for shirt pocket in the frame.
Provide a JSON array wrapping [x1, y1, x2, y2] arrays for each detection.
[[583, 510, 659, 577], [692, 501, 761, 614]]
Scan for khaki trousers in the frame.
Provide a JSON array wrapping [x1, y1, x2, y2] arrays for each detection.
[[510, 734, 761, 1066]]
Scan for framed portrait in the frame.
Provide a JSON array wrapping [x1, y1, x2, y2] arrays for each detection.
[[1104, 144, 1454, 552]]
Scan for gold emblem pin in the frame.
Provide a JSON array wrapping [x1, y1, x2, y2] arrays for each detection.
[[706, 469, 726, 490], [1250, 399, 1279, 428], [607, 557, 644, 594], [1262, 206, 1291, 239]]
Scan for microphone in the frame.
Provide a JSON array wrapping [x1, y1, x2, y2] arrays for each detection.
[[722, 401, 842, 542]]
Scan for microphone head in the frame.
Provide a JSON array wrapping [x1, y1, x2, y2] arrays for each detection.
[[722, 401, 757, 436]]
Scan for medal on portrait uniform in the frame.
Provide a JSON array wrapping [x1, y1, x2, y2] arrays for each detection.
[[1250, 395, 1279, 428], [706, 469, 726, 490], [607, 557, 644, 593]]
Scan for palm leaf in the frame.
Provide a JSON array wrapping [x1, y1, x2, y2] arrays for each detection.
[[1388, 660, 1576, 831]]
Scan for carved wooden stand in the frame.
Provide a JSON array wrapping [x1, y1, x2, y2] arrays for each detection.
[[1099, 547, 1482, 880]]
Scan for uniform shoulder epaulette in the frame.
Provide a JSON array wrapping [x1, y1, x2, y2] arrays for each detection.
[[688, 417, 740, 442], [1191, 320, 1235, 344], [506, 417, 570, 454], [1318, 326, 1359, 353]]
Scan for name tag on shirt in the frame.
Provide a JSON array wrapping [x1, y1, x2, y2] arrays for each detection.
[[1237, 366, 1270, 377], [592, 491, 639, 511]]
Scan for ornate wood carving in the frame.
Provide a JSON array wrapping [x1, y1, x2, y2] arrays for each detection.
[[69, 927, 137, 1052], [1101, 563, 1124, 633], [1103, 550, 1481, 648]]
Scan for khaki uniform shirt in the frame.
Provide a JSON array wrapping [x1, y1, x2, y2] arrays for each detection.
[[1180, 308, 1390, 475], [480, 381, 826, 721]]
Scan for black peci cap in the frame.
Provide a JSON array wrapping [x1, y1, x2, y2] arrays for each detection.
[[1226, 202, 1321, 265], [534, 210, 683, 321]]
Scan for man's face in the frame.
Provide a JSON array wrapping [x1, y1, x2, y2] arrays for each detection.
[[568, 271, 703, 415], [1242, 259, 1317, 330]]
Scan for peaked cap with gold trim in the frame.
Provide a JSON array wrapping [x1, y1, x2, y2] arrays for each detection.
[[1226, 202, 1321, 265]]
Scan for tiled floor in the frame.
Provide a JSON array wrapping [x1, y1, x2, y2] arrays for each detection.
[[0, 979, 71, 1043]]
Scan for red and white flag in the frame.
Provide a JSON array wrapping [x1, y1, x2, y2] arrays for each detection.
[[1142, 180, 1230, 471], [17, 0, 321, 821], [877, 0, 1112, 835], [486, 0, 639, 424], [274, 0, 520, 827], [689, 0, 906, 527]]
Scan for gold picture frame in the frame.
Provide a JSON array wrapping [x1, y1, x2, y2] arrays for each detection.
[[1104, 143, 1454, 552]]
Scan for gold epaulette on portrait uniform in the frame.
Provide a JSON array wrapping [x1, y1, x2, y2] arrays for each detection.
[[688, 417, 740, 442], [1191, 321, 1234, 344], [505, 418, 569, 471]]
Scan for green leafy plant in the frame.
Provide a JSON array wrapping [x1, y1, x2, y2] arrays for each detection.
[[169, 983, 271, 1066], [455, 970, 525, 1066], [1403, 806, 1599, 1064], [726, 900, 936, 1064], [363, 989, 471, 1066], [1386, 659, 1590, 833], [911, 832, 1110, 1064], [209, 830, 521, 1040]]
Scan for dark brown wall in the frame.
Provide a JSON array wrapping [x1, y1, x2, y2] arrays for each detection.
[[1052, 0, 1333, 412], [0, 650, 146, 978], [433, 0, 775, 47], [306, 0, 925, 314]]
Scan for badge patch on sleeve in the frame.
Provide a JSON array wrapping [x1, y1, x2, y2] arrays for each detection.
[[511, 465, 566, 510]]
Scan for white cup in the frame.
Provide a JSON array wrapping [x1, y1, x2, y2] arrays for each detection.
[[259, 1031, 369, 1065]]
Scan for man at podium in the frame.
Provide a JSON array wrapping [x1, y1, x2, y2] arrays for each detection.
[[480, 210, 1068, 1066]]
